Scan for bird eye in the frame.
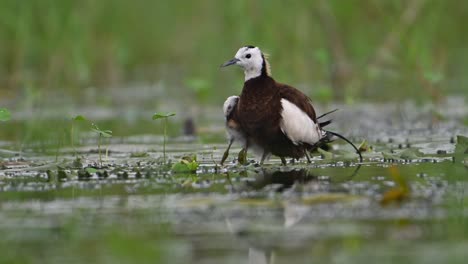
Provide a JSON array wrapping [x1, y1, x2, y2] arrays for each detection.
[[246, 54, 251, 59]]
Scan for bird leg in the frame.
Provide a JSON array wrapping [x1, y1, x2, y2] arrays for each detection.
[[304, 152, 312, 163], [237, 141, 249, 165], [220, 139, 233, 165], [260, 152, 268, 165], [237, 148, 247, 165], [280, 157, 287, 166]]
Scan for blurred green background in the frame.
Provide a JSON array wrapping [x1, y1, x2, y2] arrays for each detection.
[[1, 0, 466, 108]]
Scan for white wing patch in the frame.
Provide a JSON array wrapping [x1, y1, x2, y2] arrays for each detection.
[[280, 99, 321, 145]]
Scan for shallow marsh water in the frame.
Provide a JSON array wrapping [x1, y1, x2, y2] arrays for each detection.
[[0, 100, 467, 264]]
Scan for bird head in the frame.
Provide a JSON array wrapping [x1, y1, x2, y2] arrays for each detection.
[[221, 46, 270, 81]]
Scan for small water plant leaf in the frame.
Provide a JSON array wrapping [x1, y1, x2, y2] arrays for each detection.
[[318, 148, 333, 159], [181, 155, 197, 163], [171, 160, 199, 173], [91, 124, 113, 137], [101, 130, 113, 138], [152, 112, 176, 120], [0, 108, 11, 121], [186, 161, 199, 172], [172, 155, 198, 173], [358, 140, 369, 152], [72, 115, 87, 121], [85, 167, 98, 174]]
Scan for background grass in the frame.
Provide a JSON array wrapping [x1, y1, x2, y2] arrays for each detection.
[[0, 0, 466, 108]]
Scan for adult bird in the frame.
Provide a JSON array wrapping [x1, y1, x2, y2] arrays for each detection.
[[221, 45, 361, 165]]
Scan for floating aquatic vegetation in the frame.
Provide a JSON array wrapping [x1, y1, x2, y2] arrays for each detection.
[[171, 155, 199, 173]]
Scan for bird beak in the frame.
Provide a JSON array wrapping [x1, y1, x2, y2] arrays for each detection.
[[220, 58, 239, 68]]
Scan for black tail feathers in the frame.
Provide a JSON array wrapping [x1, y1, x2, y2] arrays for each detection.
[[317, 109, 339, 120], [323, 130, 363, 162], [315, 109, 362, 162], [319, 119, 332, 128], [317, 109, 338, 128]]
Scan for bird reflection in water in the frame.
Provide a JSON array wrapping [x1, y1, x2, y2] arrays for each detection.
[[225, 166, 361, 264]]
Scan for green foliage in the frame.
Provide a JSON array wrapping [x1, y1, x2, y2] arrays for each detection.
[[0, 0, 466, 103], [91, 123, 113, 138], [171, 155, 199, 173], [91, 123, 113, 165], [0, 108, 11, 121]]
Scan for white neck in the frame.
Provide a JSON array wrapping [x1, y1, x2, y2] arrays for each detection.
[[244, 67, 262, 81]]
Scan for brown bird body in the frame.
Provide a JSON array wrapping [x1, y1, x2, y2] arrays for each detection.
[[236, 75, 319, 159], [221, 45, 362, 164]]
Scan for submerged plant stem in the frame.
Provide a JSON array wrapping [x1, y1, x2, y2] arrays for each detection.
[[163, 118, 167, 164], [98, 134, 102, 166], [71, 123, 75, 156]]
